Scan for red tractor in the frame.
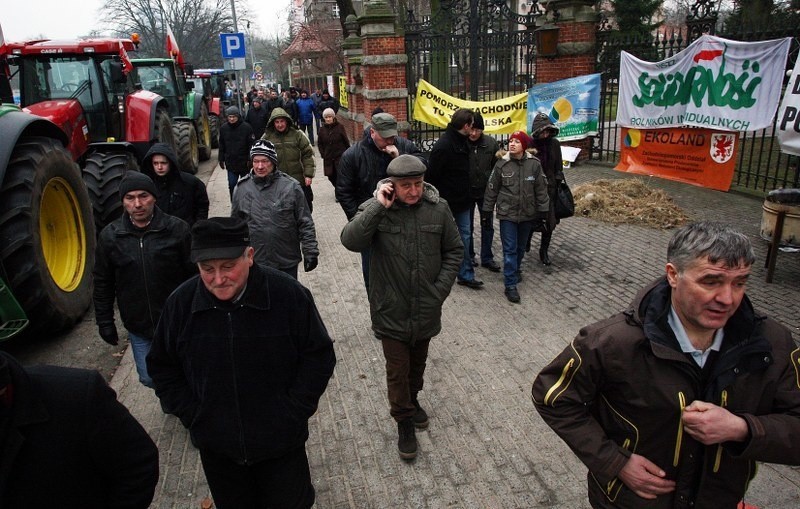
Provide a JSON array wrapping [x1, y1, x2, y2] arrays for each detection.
[[187, 68, 232, 148], [1, 36, 175, 232]]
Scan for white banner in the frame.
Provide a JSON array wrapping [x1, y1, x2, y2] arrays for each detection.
[[617, 35, 791, 132], [777, 55, 800, 156]]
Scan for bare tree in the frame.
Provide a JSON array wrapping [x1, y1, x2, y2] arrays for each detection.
[[101, 0, 253, 67]]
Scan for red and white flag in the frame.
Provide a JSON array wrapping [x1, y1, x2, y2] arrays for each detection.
[[166, 24, 185, 68]]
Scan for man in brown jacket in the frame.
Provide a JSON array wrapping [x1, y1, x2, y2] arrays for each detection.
[[532, 221, 800, 508]]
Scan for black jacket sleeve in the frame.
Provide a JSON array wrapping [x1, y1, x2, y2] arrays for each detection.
[[92, 229, 116, 327]]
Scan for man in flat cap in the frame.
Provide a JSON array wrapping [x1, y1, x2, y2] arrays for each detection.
[[93, 171, 194, 388], [336, 112, 426, 289], [148, 217, 336, 509], [341, 155, 462, 461]]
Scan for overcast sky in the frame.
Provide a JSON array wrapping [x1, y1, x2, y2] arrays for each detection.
[[1, 0, 288, 42]]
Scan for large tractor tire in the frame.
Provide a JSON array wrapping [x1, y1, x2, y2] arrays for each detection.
[[198, 103, 212, 161], [82, 151, 139, 233], [173, 121, 199, 174], [154, 107, 176, 151], [0, 136, 95, 335], [210, 114, 220, 149]]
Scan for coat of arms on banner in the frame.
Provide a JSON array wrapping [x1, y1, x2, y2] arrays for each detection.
[[710, 133, 735, 164]]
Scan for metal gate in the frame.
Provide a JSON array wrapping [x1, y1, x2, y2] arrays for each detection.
[[404, 0, 543, 151], [593, 2, 800, 193]]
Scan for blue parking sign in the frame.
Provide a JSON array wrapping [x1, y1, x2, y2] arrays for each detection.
[[220, 33, 246, 59]]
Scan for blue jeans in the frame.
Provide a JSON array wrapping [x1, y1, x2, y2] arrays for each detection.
[[227, 170, 239, 197], [469, 196, 495, 265], [499, 220, 534, 288], [128, 331, 154, 388], [454, 209, 475, 282]]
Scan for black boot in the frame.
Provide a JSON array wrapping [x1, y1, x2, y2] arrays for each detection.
[[411, 396, 429, 429], [397, 418, 417, 460], [539, 231, 552, 266], [525, 229, 534, 252]]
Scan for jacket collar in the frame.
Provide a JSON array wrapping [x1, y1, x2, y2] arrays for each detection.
[[118, 206, 168, 234], [191, 263, 271, 313]]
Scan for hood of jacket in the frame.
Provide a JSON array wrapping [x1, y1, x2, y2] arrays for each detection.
[[267, 107, 295, 130], [497, 149, 537, 161], [373, 177, 440, 205], [142, 142, 181, 182]]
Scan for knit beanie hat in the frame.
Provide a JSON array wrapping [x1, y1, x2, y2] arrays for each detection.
[[249, 139, 278, 166], [509, 130, 529, 151], [226, 106, 241, 117], [119, 171, 157, 200]]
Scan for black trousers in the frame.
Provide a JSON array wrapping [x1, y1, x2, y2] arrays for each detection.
[[199, 446, 314, 508]]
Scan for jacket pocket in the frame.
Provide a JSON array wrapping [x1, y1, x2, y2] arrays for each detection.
[[419, 224, 443, 255], [376, 223, 403, 256]]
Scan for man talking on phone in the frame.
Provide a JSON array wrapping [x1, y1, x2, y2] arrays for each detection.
[[341, 155, 463, 461]]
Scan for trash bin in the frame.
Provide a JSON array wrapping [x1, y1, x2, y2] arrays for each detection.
[[760, 189, 800, 247]]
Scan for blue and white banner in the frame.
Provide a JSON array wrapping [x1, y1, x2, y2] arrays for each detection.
[[527, 73, 601, 141], [617, 35, 791, 132]]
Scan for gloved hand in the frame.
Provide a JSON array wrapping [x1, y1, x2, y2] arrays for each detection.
[[219, 161, 225, 170], [535, 214, 549, 232], [480, 215, 492, 229], [99, 324, 119, 346], [304, 256, 318, 272]]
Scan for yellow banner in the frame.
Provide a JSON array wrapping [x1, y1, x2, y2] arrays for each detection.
[[413, 79, 528, 134], [338, 75, 349, 109]]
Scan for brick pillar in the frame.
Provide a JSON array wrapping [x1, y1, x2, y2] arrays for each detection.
[[358, 0, 410, 136], [341, 14, 364, 141], [536, 0, 597, 158]]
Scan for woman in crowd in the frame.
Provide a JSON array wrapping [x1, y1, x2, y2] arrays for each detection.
[[483, 131, 549, 304], [526, 112, 564, 265], [316, 108, 350, 191]]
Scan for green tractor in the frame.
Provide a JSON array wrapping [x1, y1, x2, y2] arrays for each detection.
[[131, 58, 212, 174]]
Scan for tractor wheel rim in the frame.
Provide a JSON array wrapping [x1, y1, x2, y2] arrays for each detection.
[[40, 177, 87, 292]]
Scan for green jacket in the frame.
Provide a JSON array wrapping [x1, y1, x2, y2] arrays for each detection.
[[261, 107, 315, 184], [340, 181, 463, 344], [483, 151, 550, 222]]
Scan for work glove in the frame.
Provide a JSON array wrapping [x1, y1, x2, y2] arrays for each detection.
[[218, 161, 225, 170], [535, 213, 549, 232], [480, 215, 492, 229], [304, 256, 318, 273], [99, 324, 120, 346]]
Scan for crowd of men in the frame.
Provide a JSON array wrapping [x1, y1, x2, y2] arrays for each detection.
[[1, 103, 798, 509]]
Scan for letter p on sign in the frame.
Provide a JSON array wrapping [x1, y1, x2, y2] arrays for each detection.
[[220, 33, 246, 59]]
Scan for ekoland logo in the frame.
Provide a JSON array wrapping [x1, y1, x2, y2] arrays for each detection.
[[550, 97, 573, 122], [624, 129, 642, 148]]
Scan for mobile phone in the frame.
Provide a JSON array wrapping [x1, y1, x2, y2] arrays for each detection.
[[384, 184, 395, 200]]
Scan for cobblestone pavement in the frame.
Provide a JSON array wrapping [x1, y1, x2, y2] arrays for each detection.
[[112, 154, 800, 508]]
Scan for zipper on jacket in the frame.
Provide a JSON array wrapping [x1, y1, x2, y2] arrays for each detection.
[[228, 312, 248, 464], [674, 391, 686, 467], [138, 236, 157, 331], [544, 358, 575, 406], [712, 390, 728, 473]]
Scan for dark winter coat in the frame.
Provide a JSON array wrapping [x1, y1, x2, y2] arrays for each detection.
[[468, 133, 500, 199], [483, 152, 549, 223], [340, 181, 463, 345], [335, 131, 425, 219], [245, 104, 270, 139], [317, 120, 350, 177], [93, 207, 194, 338], [262, 108, 316, 185], [531, 136, 564, 231], [0, 352, 159, 509], [218, 114, 255, 176], [142, 143, 209, 225], [147, 264, 336, 464], [532, 278, 800, 509], [231, 170, 319, 270], [317, 94, 340, 115], [264, 96, 284, 119], [427, 125, 472, 213]]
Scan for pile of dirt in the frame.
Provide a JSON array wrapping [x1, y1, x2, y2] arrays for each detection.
[[572, 178, 690, 229]]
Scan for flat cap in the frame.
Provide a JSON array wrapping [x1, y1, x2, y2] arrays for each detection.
[[371, 113, 398, 138], [387, 154, 426, 178], [191, 217, 250, 263], [119, 171, 156, 200]]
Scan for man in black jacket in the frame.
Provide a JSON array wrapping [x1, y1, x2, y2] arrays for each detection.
[[218, 106, 255, 197], [335, 112, 425, 288], [0, 351, 159, 509], [93, 171, 194, 388], [244, 96, 269, 139], [148, 217, 336, 509], [427, 108, 482, 289], [141, 142, 209, 225]]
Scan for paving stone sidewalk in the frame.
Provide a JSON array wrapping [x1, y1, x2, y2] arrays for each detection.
[[112, 154, 800, 508]]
